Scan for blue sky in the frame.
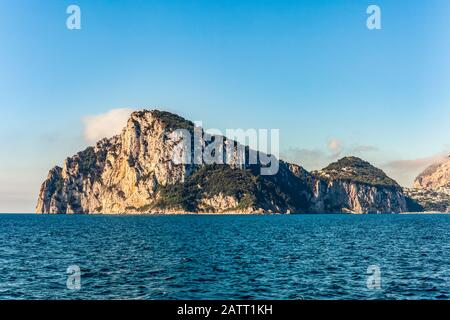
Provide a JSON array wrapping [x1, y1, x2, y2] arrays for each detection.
[[1, 0, 449, 212]]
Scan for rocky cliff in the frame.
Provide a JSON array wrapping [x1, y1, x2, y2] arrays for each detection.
[[36, 109, 410, 214], [309, 157, 408, 213], [413, 157, 450, 191], [406, 157, 450, 212]]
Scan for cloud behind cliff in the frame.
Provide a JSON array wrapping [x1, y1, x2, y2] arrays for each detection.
[[281, 138, 379, 171], [83, 108, 133, 143], [383, 151, 450, 187]]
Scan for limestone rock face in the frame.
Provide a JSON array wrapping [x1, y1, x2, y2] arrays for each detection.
[[406, 157, 450, 212], [36, 110, 410, 214], [413, 157, 450, 191], [308, 157, 408, 213], [308, 180, 407, 213], [36, 110, 197, 214]]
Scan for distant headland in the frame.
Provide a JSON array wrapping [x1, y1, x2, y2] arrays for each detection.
[[36, 109, 450, 214]]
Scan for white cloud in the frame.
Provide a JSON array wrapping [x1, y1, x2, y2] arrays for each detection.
[[83, 108, 133, 143], [327, 138, 342, 153]]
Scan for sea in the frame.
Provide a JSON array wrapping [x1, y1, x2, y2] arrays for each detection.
[[1, 213, 449, 300]]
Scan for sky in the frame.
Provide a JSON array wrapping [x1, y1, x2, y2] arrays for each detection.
[[0, 0, 449, 212]]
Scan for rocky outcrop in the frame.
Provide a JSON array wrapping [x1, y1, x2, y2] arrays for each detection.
[[36, 110, 312, 214], [413, 157, 450, 191], [406, 157, 450, 212], [36, 109, 410, 214], [37, 111, 196, 214], [308, 157, 408, 213], [404, 188, 450, 212]]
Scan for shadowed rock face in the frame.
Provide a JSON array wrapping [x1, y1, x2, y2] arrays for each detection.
[[36, 109, 409, 214]]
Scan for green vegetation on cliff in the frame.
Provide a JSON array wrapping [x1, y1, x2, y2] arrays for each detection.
[[148, 163, 311, 213], [150, 164, 257, 212], [315, 156, 400, 188], [135, 109, 194, 131]]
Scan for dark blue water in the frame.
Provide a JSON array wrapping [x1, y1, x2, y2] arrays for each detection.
[[1, 214, 450, 300]]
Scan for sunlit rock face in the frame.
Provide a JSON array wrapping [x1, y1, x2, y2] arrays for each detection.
[[406, 157, 450, 212], [36, 110, 410, 214], [308, 157, 408, 214], [36, 109, 290, 214], [36, 110, 197, 214], [414, 157, 450, 191]]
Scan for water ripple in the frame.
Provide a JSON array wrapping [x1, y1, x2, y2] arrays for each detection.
[[1, 214, 450, 299]]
